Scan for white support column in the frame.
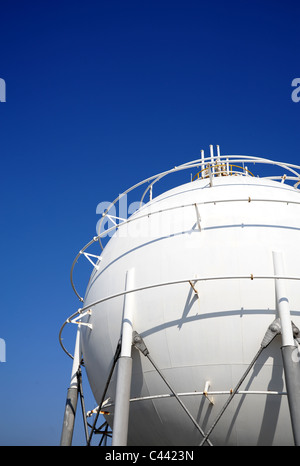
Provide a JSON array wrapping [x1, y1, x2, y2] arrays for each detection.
[[272, 250, 294, 346], [60, 325, 81, 446], [273, 250, 300, 445], [112, 268, 135, 446], [120, 268, 135, 358]]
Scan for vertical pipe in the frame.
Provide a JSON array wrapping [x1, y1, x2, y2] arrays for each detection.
[[273, 250, 300, 445], [210, 145, 215, 175], [112, 269, 135, 446], [60, 325, 81, 446], [201, 150, 205, 178], [226, 157, 229, 175], [216, 145, 221, 176], [208, 165, 213, 187]]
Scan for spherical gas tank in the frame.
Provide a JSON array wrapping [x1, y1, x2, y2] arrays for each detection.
[[80, 167, 300, 446]]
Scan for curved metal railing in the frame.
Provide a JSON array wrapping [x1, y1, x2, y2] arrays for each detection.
[[61, 148, 300, 355], [59, 272, 300, 359], [95, 153, 300, 250], [69, 151, 300, 301]]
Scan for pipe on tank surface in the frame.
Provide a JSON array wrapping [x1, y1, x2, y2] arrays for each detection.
[[273, 251, 300, 446], [60, 325, 81, 446], [112, 268, 135, 446]]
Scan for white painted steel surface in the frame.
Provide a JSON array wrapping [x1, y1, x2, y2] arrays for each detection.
[[79, 169, 300, 445]]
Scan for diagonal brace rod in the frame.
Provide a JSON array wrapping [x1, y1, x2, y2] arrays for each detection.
[[132, 332, 212, 446]]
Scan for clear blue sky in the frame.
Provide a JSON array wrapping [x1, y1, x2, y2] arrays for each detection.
[[0, 0, 299, 445]]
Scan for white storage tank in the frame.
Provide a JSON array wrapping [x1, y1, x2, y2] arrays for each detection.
[[62, 147, 300, 446]]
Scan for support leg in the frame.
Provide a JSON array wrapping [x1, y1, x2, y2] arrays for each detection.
[[112, 356, 133, 445], [112, 269, 135, 446], [273, 250, 300, 446], [281, 346, 300, 445], [60, 325, 81, 446]]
